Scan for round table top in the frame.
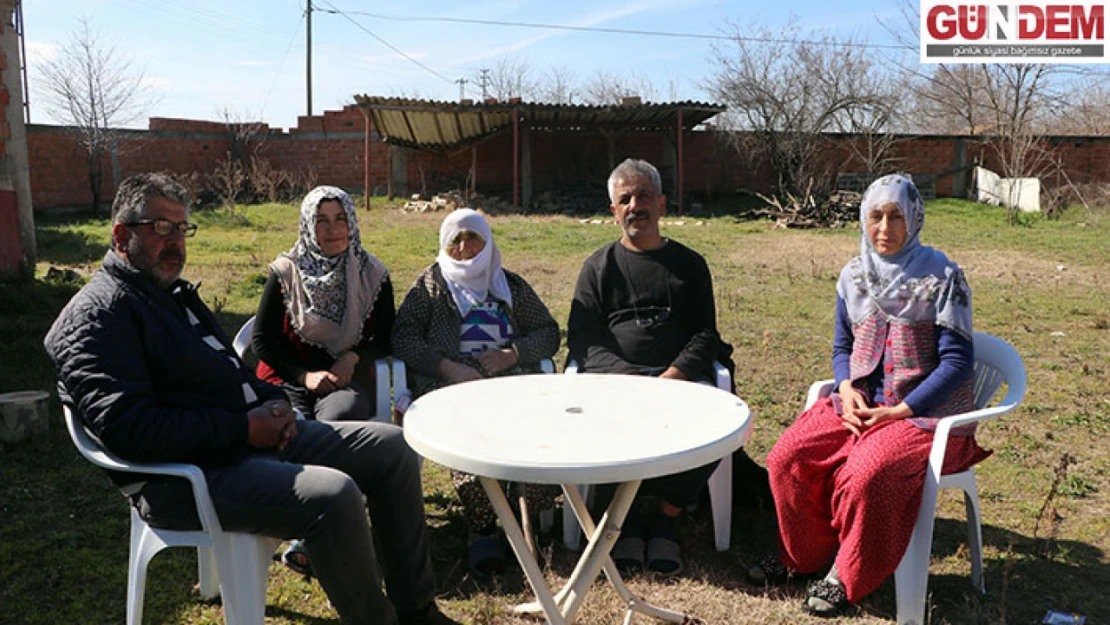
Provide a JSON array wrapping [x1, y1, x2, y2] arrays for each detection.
[[403, 373, 752, 484]]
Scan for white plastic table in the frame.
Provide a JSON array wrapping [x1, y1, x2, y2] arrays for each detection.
[[403, 373, 752, 625]]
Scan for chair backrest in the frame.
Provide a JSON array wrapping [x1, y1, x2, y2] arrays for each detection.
[[64, 403, 120, 472], [970, 331, 1027, 411], [232, 316, 256, 359]]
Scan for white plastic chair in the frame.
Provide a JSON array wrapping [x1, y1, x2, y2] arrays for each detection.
[[63, 404, 279, 625], [562, 361, 735, 552], [233, 315, 399, 423], [802, 331, 1026, 625]]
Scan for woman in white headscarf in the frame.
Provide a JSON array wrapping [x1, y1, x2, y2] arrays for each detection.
[[748, 174, 989, 616], [391, 208, 560, 580]]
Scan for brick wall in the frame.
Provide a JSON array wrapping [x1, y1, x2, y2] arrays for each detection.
[[26, 104, 1110, 211]]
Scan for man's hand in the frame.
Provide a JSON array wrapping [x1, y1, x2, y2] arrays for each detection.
[[437, 358, 483, 383], [475, 348, 517, 374], [303, 370, 341, 395], [247, 400, 297, 450], [658, 366, 687, 380], [330, 351, 359, 387]]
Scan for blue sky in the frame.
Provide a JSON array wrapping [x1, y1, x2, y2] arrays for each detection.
[[23, 0, 906, 130]]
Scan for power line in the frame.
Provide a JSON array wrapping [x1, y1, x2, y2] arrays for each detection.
[[259, 11, 306, 120], [312, 1, 465, 90], [332, 9, 907, 51]]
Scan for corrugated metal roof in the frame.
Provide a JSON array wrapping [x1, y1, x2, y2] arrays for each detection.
[[353, 96, 725, 149]]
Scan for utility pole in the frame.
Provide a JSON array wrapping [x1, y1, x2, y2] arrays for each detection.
[[479, 68, 490, 100], [306, 0, 313, 116], [455, 78, 468, 102]]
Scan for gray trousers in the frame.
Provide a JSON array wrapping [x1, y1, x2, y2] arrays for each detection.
[[135, 420, 434, 625], [284, 381, 385, 422]]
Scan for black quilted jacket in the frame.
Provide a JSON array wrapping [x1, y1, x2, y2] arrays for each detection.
[[45, 251, 286, 476]]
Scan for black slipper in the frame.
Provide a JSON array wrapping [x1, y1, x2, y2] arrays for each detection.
[[802, 578, 851, 617]]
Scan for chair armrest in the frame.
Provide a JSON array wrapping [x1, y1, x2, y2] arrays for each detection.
[[63, 406, 225, 534], [564, 360, 579, 375], [806, 380, 836, 410], [927, 383, 1025, 475]]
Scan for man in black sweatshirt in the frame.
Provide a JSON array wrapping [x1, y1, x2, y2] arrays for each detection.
[[566, 158, 724, 577]]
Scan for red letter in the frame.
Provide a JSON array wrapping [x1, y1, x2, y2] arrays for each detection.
[[1073, 5, 1104, 39], [1018, 5, 1044, 38], [1045, 5, 1070, 39], [960, 5, 988, 39], [928, 5, 958, 40]]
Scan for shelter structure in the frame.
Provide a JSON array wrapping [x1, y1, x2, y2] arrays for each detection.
[[353, 95, 725, 213]]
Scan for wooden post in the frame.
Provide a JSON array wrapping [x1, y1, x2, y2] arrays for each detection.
[[363, 109, 371, 209], [677, 107, 685, 217], [470, 147, 477, 200], [512, 109, 520, 209]]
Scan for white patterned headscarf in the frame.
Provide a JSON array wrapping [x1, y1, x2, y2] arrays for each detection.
[[435, 208, 512, 316], [270, 186, 388, 355], [836, 174, 973, 340]]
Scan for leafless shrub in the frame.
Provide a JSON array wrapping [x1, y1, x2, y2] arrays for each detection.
[[210, 155, 246, 216], [249, 157, 293, 204]]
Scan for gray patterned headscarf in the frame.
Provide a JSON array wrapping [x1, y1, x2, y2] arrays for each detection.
[[270, 186, 388, 355], [836, 174, 973, 340]]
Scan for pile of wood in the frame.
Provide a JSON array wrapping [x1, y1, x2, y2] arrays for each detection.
[[401, 190, 467, 213], [755, 189, 862, 229]]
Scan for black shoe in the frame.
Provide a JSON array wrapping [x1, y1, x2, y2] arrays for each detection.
[[397, 603, 463, 625]]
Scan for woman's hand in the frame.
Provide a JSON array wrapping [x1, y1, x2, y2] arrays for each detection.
[[330, 351, 359, 387], [475, 348, 518, 374], [437, 358, 483, 383], [837, 379, 870, 436], [303, 370, 341, 395], [855, 402, 913, 430]]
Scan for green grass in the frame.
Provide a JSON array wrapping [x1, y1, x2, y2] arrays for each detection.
[[2, 199, 1107, 624]]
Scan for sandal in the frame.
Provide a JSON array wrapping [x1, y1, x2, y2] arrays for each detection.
[[802, 578, 851, 617], [746, 553, 790, 585], [467, 534, 508, 581], [610, 536, 645, 575], [277, 539, 313, 579], [645, 536, 683, 577]]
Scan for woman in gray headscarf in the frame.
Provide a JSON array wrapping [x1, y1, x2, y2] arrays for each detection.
[[392, 208, 560, 580], [749, 174, 988, 616], [253, 185, 395, 576]]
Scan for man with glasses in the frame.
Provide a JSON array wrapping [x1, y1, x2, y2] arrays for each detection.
[[45, 173, 460, 625], [566, 158, 730, 577]]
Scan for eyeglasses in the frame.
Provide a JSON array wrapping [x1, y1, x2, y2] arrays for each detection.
[[634, 308, 671, 327], [126, 218, 198, 237]]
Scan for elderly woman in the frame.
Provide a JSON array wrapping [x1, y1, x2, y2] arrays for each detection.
[[392, 208, 560, 580], [252, 185, 395, 576], [750, 175, 989, 616]]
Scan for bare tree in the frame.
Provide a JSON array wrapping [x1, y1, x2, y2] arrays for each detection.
[[580, 71, 658, 105], [474, 56, 537, 101], [38, 17, 156, 212], [1043, 81, 1110, 135], [535, 65, 579, 104], [705, 18, 901, 199]]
